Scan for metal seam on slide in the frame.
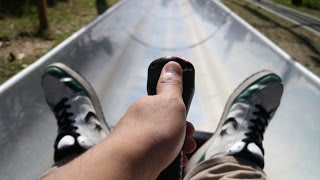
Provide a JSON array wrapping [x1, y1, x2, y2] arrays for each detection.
[[129, 31, 216, 51]]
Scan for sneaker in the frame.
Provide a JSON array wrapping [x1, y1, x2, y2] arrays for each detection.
[[186, 70, 283, 171], [41, 63, 111, 162]]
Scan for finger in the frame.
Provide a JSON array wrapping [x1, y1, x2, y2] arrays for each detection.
[[183, 137, 196, 154], [156, 61, 183, 97], [182, 155, 188, 167], [186, 121, 195, 137]]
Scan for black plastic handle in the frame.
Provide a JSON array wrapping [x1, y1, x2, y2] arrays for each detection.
[[147, 56, 195, 180], [147, 56, 195, 114]]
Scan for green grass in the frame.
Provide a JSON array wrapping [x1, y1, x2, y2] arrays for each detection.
[[0, 59, 29, 83], [222, 0, 320, 77], [272, 0, 320, 18], [0, 8, 38, 40], [0, 0, 118, 84], [273, 0, 320, 9]]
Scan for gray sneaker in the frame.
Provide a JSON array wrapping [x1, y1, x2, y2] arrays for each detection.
[[42, 63, 110, 162], [186, 70, 283, 171]]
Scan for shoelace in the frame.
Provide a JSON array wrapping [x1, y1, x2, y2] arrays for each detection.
[[243, 104, 271, 154], [53, 97, 79, 136]]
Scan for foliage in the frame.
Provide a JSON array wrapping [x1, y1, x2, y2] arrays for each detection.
[[272, 0, 320, 10]]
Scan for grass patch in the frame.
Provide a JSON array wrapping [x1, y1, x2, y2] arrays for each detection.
[[222, 0, 320, 76], [0, 0, 118, 84], [0, 58, 29, 83], [272, 0, 320, 18]]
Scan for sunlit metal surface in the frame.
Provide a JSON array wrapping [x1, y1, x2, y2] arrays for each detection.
[[0, 0, 319, 179]]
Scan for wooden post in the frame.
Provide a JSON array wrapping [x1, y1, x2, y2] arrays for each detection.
[[37, 0, 49, 31]]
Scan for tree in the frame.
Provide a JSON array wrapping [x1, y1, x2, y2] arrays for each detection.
[[292, 0, 303, 6], [37, 0, 49, 31], [96, 0, 109, 15]]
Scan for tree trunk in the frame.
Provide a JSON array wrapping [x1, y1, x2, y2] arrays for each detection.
[[96, 0, 109, 15], [37, 0, 49, 31]]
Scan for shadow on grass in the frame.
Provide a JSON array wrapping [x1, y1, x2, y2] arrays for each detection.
[[230, 0, 320, 60], [310, 55, 320, 66]]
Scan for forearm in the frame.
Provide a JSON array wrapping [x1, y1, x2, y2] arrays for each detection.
[[41, 132, 158, 180]]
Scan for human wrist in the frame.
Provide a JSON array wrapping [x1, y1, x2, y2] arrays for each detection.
[[106, 128, 162, 179]]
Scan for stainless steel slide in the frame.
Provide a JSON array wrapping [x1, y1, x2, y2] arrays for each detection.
[[0, 0, 319, 179]]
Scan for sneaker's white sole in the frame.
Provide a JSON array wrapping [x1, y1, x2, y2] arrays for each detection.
[[47, 63, 111, 134]]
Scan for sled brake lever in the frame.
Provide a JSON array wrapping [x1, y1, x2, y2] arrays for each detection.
[[147, 56, 195, 114], [147, 56, 195, 180]]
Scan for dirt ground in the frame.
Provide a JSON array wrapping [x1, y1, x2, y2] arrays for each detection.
[[0, 39, 54, 83], [0, 39, 52, 61]]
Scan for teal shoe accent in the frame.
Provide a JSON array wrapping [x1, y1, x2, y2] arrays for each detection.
[[197, 153, 206, 164], [43, 67, 65, 79], [44, 67, 88, 96], [234, 74, 281, 103]]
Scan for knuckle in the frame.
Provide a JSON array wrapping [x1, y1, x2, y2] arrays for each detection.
[[159, 76, 183, 88], [129, 97, 150, 113]]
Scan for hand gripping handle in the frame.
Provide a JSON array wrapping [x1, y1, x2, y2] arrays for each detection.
[[147, 56, 195, 180]]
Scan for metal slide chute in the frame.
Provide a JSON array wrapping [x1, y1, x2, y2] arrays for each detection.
[[0, 0, 319, 179]]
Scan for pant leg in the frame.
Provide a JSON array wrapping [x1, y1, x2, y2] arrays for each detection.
[[184, 156, 266, 180]]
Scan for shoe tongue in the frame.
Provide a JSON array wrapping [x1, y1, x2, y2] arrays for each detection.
[[57, 135, 75, 150], [226, 103, 250, 120], [74, 96, 95, 111]]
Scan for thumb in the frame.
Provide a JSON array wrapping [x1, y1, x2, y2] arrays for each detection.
[[156, 61, 183, 97]]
